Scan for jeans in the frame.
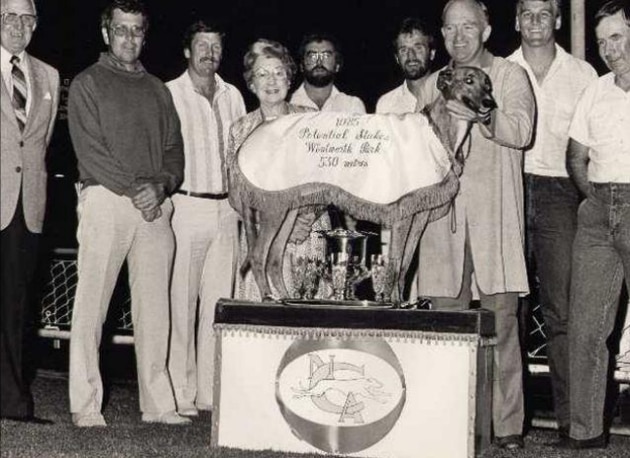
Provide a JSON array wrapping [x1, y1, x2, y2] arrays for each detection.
[[569, 182, 630, 440], [525, 174, 581, 430]]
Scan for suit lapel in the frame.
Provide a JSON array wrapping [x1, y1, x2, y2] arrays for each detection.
[[25, 54, 45, 132], [0, 71, 19, 128]]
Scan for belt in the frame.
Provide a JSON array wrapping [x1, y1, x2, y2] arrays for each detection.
[[176, 189, 229, 200]]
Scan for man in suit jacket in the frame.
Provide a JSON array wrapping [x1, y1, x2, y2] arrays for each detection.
[[1, 0, 59, 423]]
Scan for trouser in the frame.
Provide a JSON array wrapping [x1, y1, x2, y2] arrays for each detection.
[[0, 196, 39, 417], [69, 186, 176, 416], [168, 194, 238, 410], [525, 174, 580, 430], [430, 233, 524, 438], [569, 182, 630, 440]]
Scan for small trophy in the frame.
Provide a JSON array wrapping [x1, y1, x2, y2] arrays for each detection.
[[290, 255, 325, 299], [370, 254, 388, 302]]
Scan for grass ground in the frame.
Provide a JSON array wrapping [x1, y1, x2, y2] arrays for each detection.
[[1, 373, 629, 458]]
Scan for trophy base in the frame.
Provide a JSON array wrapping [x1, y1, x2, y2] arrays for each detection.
[[281, 298, 394, 309]]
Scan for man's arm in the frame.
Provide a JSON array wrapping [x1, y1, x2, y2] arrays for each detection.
[[567, 138, 592, 198], [152, 90, 184, 195], [477, 65, 535, 149], [131, 89, 184, 218]]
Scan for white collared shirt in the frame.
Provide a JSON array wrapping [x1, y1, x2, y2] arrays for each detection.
[[289, 83, 366, 113], [569, 73, 630, 183], [375, 82, 418, 114], [1, 45, 33, 115], [507, 44, 597, 177], [167, 71, 246, 194]]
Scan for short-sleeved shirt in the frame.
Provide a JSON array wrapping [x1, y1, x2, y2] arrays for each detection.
[[289, 83, 366, 113], [569, 73, 630, 183], [507, 45, 597, 177], [375, 82, 418, 114]]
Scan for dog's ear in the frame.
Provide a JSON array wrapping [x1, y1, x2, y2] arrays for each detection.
[[483, 74, 493, 94], [437, 68, 453, 93]]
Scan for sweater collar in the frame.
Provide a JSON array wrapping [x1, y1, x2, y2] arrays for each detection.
[[99, 52, 146, 74]]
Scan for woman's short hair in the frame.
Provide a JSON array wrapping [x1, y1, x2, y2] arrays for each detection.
[[243, 39, 296, 86]]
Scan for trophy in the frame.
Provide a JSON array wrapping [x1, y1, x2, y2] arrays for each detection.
[[318, 229, 373, 301]]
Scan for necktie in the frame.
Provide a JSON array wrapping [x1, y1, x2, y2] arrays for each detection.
[[10, 55, 27, 132]]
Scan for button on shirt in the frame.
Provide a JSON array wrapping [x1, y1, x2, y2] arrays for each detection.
[[508, 45, 597, 177], [375, 82, 418, 114], [569, 73, 630, 183], [1, 46, 32, 116], [167, 72, 246, 194], [290, 83, 366, 113]]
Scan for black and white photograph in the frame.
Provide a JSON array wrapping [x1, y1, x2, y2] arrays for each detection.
[[1, 0, 629, 457]]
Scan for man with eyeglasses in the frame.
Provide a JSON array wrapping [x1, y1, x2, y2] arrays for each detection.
[[166, 20, 246, 418], [290, 33, 365, 231], [1, 0, 59, 424], [415, 0, 535, 449], [290, 33, 365, 113], [67, 0, 187, 427]]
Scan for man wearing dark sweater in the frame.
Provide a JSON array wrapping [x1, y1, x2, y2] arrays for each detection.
[[67, 0, 187, 427]]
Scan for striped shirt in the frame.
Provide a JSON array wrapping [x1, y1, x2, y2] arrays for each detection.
[[167, 71, 246, 193]]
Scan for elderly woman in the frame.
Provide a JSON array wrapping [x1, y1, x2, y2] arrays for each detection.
[[228, 39, 330, 301]]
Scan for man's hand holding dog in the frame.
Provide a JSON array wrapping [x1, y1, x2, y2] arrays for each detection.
[[445, 99, 492, 126]]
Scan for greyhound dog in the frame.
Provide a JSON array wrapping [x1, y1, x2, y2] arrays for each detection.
[[230, 66, 497, 303]]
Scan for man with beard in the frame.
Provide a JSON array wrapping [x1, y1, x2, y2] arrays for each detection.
[[376, 18, 435, 114], [506, 0, 596, 442], [290, 33, 366, 231], [290, 33, 365, 113], [166, 20, 246, 417], [375, 18, 435, 286]]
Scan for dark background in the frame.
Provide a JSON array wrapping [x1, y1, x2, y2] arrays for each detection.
[[28, 0, 610, 249]]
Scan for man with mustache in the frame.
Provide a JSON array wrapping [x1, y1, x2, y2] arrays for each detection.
[[291, 34, 365, 231], [67, 0, 187, 427], [375, 18, 435, 288], [506, 0, 596, 442], [376, 17, 436, 114], [166, 20, 246, 417], [290, 33, 365, 113]]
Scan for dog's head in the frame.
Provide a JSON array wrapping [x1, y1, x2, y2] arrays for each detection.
[[437, 66, 497, 117]]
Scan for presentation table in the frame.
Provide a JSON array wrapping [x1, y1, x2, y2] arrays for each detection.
[[211, 299, 496, 458]]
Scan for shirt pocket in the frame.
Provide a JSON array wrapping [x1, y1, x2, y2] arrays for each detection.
[[549, 96, 575, 141]]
